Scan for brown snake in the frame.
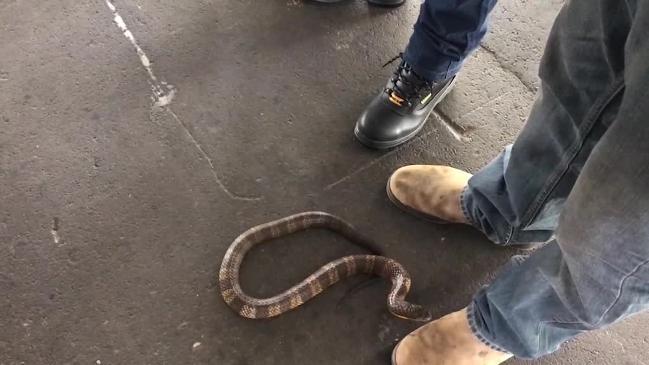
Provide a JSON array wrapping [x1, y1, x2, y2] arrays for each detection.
[[219, 211, 431, 321]]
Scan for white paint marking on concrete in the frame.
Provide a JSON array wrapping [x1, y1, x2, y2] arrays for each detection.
[[51, 217, 63, 245], [286, 0, 303, 8], [104, 0, 263, 201], [51, 229, 62, 244], [334, 43, 350, 51], [104, 0, 175, 106]]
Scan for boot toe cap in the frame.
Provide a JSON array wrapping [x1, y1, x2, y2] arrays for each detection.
[[354, 97, 419, 149], [355, 107, 402, 143]]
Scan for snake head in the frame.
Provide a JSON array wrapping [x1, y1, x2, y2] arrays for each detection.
[[390, 303, 433, 322], [410, 307, 433, 322]]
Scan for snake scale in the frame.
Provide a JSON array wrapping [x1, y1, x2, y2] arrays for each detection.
[[219, 211, 431, 321]]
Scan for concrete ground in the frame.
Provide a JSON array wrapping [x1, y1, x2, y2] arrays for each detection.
[[1, 0, 648, 364]]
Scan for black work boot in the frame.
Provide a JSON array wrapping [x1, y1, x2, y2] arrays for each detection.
[[354, 55, 456, 149]]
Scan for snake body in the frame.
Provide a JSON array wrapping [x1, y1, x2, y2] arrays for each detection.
[[219, 211, 431, 321]]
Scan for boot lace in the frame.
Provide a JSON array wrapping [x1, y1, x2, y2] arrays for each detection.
[[382, 53, 431, 107]]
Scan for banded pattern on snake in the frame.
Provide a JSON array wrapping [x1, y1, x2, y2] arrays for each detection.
[[219, 211, 431, 321]]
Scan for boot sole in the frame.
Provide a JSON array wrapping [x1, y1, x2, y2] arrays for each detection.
[[367, 0, 405, 7], [391, 339, 402, 365], [312, 0, 404, 4], [354, 76, 457, 150]]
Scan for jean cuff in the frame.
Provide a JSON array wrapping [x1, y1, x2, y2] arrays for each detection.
[[467, 300, 511, 354], [460, 186, 478, 227], [402, 46, 461, 82]]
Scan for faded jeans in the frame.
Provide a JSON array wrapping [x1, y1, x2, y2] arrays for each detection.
[[449, 0, 649, 359], [404, 0, 497, 81]]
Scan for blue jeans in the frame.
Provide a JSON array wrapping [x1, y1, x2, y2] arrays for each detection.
[[404, 0, 497, 81], [407, 0, 649, 360]]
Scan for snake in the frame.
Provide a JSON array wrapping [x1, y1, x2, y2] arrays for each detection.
[[219, 211, 431, 322]]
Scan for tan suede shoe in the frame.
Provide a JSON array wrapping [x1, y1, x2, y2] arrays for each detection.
[[387, 165, 472, 224], [392, 308, 512, 365]]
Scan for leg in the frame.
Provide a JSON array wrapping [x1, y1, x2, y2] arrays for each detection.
[[462, 0, 631, 245], [390, 0, 630, 245], [394, 0, 647, 363], [354, 0, 497, 149], [470, 0, 649, 357], [404, 0, 497, 81]]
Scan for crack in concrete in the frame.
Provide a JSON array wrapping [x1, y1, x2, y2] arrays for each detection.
[[323, 110, 474, 192], [479, 44, 537, 93], [165, 107, 262, 201], [434, 109, 473, 142], [456, 90, 515, 119], [324, 124, 444, 191], [323, 147, 403, 192]]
